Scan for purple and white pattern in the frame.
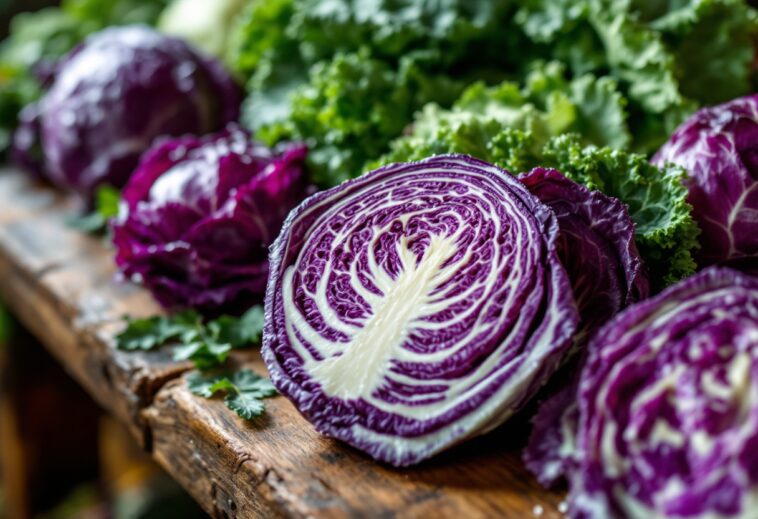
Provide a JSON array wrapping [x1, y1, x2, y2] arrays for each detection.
[[263, 155, 579, 466], [653, 94, 758, 270], [570, 267, 758, 519]]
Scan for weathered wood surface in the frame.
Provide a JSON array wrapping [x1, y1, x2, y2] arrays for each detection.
[[0, 170, 567, 518]]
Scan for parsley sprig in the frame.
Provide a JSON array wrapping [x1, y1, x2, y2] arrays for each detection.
[[187, 369, 277, 420], [116, 306, 275, 420], [116, 306, 264, 369]]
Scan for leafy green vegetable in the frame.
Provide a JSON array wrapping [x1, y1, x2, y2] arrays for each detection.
[[63, 0, 169, 30], [64, 185, 121, 234], [116, 311, 200, 351], [116, 306, 265, 370], [234, 0, 757, 186], [233, 0, 528, 186], [515, 0, 758, 151], [539, 135, 700, 287], [381, 70, 699, 289], [187, 368, 277, 420], [377, 62, 629, 165], [231, 0, 296, 78], [258, 51, 465, 185]]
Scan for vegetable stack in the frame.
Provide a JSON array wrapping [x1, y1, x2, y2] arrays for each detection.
[[2, 1, 758, 518]]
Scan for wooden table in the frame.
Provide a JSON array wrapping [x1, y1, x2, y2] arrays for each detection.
[[0, 170, 566, 519]]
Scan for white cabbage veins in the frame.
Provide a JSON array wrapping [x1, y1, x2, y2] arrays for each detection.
[[571, 268, 758, 519], [263, 155, 579, 466]]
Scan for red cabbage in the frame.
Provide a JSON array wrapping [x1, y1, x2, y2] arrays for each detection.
[[570, 267, 758, 518], [519, 168, 649, 487], [112, 124, 308, 314], [653, 94, 758, 269], [16, 25, 241, 200], [263, 155, 579, 466]]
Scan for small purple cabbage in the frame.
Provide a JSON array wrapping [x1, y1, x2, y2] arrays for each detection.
[[15, 25, 241, 200], [569, 267, 758, 519], [519, 168, 649, 487], [263, 155, 579, 467], [653, 94, 758, 268], [112, 124, 308, 314]]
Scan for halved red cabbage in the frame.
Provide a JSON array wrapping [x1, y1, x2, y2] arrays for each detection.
[[653, 94, 758, 268], [519, 168, 649, 487], [20, 25, 241, 199], [263, 155, 579, 466], [570, 267, 758, 519], [112, 124, 308, 314]]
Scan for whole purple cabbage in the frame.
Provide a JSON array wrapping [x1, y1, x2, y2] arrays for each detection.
[[263, 155, 580, 466], [519, 168, 649, 487], [570, 267, 758, 519], [653, 94, 758, 268], [112, 124, 308, 314], [15, 25, 241, 199]]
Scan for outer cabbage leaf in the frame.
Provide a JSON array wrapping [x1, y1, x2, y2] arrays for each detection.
[[570, 267, 758, 518], [653, 94, 758, 269], [519, 167, 648, 486], [519, 167, 648, 341], [21, 26, 241, 200], [112, 125, 308, 314], [263, 155, 579, 466]]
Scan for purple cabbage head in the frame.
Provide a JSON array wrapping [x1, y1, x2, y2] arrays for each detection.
[[570, 267, 758, 519], [519, 168, 649, 487], [112, 124, 308, 314], [15, 25, 241, 200], [262, 155, 580, 466], [653, 94, 758, 269]]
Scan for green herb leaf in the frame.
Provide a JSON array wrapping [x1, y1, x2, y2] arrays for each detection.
[[116, 306, 265, 371], [187, 368, 277, 420], [116, 311, 200, 351], [209, 306, 265, 348], [225, 392, 266, 420], [172, 339, 233, 370]]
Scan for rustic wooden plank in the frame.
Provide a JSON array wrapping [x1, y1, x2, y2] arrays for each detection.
[[145, 352, 567, 519], [0, 170, 567, 518]]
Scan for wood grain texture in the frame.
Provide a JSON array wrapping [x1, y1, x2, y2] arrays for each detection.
[[0, 170, 567, 518]]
